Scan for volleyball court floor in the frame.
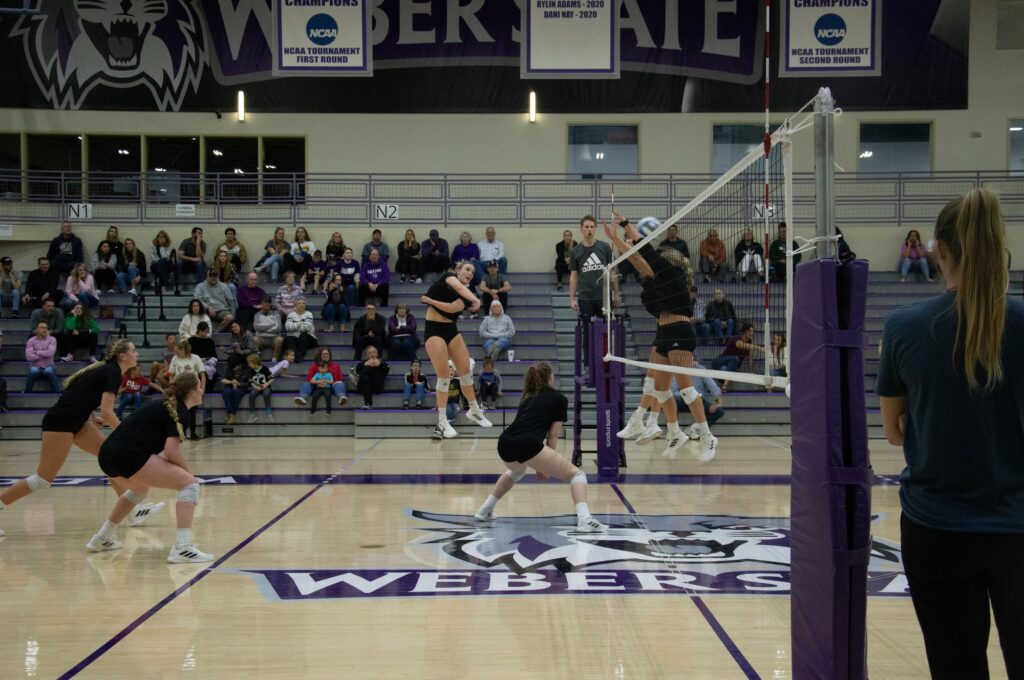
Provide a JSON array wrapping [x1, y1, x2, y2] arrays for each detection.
[[0, 434, 1011, 679]]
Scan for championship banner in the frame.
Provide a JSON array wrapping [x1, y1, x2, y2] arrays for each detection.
[[273, 0, 371, 76], [780, 0, 881, 77], [521, 0, 618, 78]]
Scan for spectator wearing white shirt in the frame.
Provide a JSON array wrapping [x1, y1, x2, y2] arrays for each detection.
[[477, 226, 507, 276], [286, 227, 316, 279], [283, 297, 318, 361]]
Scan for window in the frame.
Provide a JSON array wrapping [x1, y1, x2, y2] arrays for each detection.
[[1011, 120, 1024, 174], [146, 136, 200, 202], [87, 135, 140, 200], [262, 137, 305, 201], [27, 134, 82, 200], [858, 123, 932, 173], [0, 133, 19, 198], [712, 125, 764, 175], [568, 125, 638, 179], [206, 137, 258, 201]]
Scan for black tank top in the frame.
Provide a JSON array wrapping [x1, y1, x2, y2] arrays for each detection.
[[426, 274, 464, 321], [638, 245, 693, 317]]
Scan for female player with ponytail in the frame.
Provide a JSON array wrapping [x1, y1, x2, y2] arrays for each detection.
[[0, 339, 163, 537], [474, 362, 607, 532], [86, 372, 214, 563]]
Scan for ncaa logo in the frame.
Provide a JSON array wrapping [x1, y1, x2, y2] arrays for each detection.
[[307, 13, 339, 46], [814, 13, 847, 46]]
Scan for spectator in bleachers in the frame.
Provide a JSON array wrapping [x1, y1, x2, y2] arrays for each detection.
[[283, 297, 318, 361], [149, 332, 178, 392], [235, 272, 265, 331], [306, 250, 329, 293], [899, 229, 934, 283], [673, 363, 725, 432], [711, 323, 764, 391], [254, 227, 289, 283], [333, 247, 360, 308], [47, 219, 84, 276], [324, 231, 346, 262], [361, 229, 390, 264], [220, 353, 250, 425], [168, 339, 205, 439], [253, 297, 284, 359], [24, 322, 60, 393], [698, 229, 728, 282], [61, 302, 100, 361], [91, 241, 120, 293], [189, 321, 219, 383], [479, 300, 515, 361], [353, 345, 389, 409], [554, 230, 576, 291], [149, 230, 176, 289], [659, 224, 690, 258], [227, 320, 260, 357], [115, 365, 152, 419], [286, 227, 316, 280], [215, 227, 248, 272], [30, 299, 63, 341], [359, 248, 391, 307], [477, 226, 507, 275], [274, 271, 304, 320], [396, 229, 422, 284], [768, 222, 802, 283], [768, 331, 788, 385], [293, 347, 348, 409], [0, 256, 21, 318], [477, 357, 502, 410], [246, 352, 274, 422], [117, 238, 147, 298], [387, 302, 420, 361], [701, 288, 736, 343], [479, 260, 511, 312], [178, 299, 212, 340], [176, 226, 207, 283], [212, 251, 239, 297], [22, 257, 62, 310], [352, 302, 385, 361], [402, 359, 430, 409], [104, 226, 124, 260], [323, 273, 351, 333], [452, 231, 481, 293], [194, 269, 236, 332], [421, 229, 450, 279], [734, 228, 765, 282], [63, 263, 100, 311]]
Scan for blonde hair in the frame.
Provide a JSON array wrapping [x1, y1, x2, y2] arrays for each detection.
[[657, 247, 695, 291], [163, 372, 198, 440], [64, 339, 134, 389], [934, 188, 1008, 392], [246, 353, 262, 368], [521, 362, 553, 403]]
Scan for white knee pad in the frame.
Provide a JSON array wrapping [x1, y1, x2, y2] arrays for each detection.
[[570, 472, 588, 486], [435, 377, 451, 393], [122, 489, 147, 506], [642, 377, 656, 397], [654, 389, 673, 405], [178, 482, 201, 505], [504, 468, 527, 483], [679, 386, 700, 405], [458, 372, 474, 388], [26, 474, 52, 492]]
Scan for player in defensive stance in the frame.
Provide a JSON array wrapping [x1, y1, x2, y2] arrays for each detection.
[[87, 372, 213, 563], [474, 362, 607, 532], [0, 339, 163, 538], [604, 214, 717, 461]]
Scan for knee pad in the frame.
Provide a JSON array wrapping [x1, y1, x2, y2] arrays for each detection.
[[435, 377, 451, 393], [504, 468, 527, 483], [122, 489, 147, 506], [26, 474, 52, 492], [177, 482, 201, 505], [570, 472, 588, 486], [458, 372, 474, 388], [642, 377, 656, 397], [654, 389, 673, 405], [679, 386, 700, 405]]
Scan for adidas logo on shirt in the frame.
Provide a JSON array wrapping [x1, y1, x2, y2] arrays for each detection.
[[580, 252, 605, 273]]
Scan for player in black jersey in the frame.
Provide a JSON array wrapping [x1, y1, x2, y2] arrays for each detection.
[[473, 362, 607, 532], [604, 213, 717, 461], [0, 339, 163, 538], [420, 260, 493, 439], [86, 372, 213, 563]]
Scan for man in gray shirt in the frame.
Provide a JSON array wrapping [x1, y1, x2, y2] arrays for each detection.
[[29, 299, 64, 338], [194, 269, 236, 331], [569, 214, 618, 318]]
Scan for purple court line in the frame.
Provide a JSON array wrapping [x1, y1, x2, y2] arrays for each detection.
[[610, 483, 762, 680]]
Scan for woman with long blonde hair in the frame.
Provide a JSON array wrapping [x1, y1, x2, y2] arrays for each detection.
[[878, 188, 1023, 679], [0, 339, 162, 537], [87, 372, 214, 563]]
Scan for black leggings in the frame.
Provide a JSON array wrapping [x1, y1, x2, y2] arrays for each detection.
[[900, 514, 1024, 680]]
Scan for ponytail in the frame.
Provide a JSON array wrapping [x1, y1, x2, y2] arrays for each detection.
[[521, 362, 554, 403], [164, 372, 199, 440], [934, 188, 1008, 392], [64, 338, 134, 389]]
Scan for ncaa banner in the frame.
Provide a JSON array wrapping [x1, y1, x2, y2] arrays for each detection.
[[273, 0, 372, 76], [780, 0, 882, 77], [521, 0, 618, 79]]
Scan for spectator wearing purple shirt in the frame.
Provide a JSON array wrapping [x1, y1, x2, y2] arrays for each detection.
[[359, 248, 391, 307], [451, 231, 481, 293], [420, 229, 450, 278], [235, 272, 266, 331]]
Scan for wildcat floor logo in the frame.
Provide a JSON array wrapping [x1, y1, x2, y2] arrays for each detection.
[[8, 0, 206, 110], [225, 510, 911, 602]]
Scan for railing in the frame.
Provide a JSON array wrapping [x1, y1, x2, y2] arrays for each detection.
[[0, 170, 1021, 227]]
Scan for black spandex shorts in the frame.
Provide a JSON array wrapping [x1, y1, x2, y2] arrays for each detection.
[[424, 319, 460, 345], [40, 412, 90, 434], [98, 446, 152, 479], [654, 321, 697, 357], [497, 434, 545, 464]]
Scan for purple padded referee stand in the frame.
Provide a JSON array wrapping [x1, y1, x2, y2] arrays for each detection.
[[789, 258, 872, 680]]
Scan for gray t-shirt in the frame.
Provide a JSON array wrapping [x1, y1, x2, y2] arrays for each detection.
[[876, 291, 1024, 533], [570, 240, 613, 303]]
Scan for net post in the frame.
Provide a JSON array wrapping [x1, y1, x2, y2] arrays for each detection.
[[591, 316, 626, 482], [813, 87, 837, 261], [572, 319, 584, 467]]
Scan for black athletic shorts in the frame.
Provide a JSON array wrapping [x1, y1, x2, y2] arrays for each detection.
[[98, 446, 152, 479], [497, 434, 545, 464], [424, 319, 460, 345], [40, 412, 90, 434], [654, 321, 697, 357]]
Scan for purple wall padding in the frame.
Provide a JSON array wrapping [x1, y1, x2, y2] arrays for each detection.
[[790, 259, 871, 680]]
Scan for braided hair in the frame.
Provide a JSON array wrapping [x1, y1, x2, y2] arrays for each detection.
[[63, 338, 134, 389], [163, 371, 199, 441]]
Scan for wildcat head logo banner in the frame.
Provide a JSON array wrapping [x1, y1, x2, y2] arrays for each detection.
[[9, 0, 206, 110]]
